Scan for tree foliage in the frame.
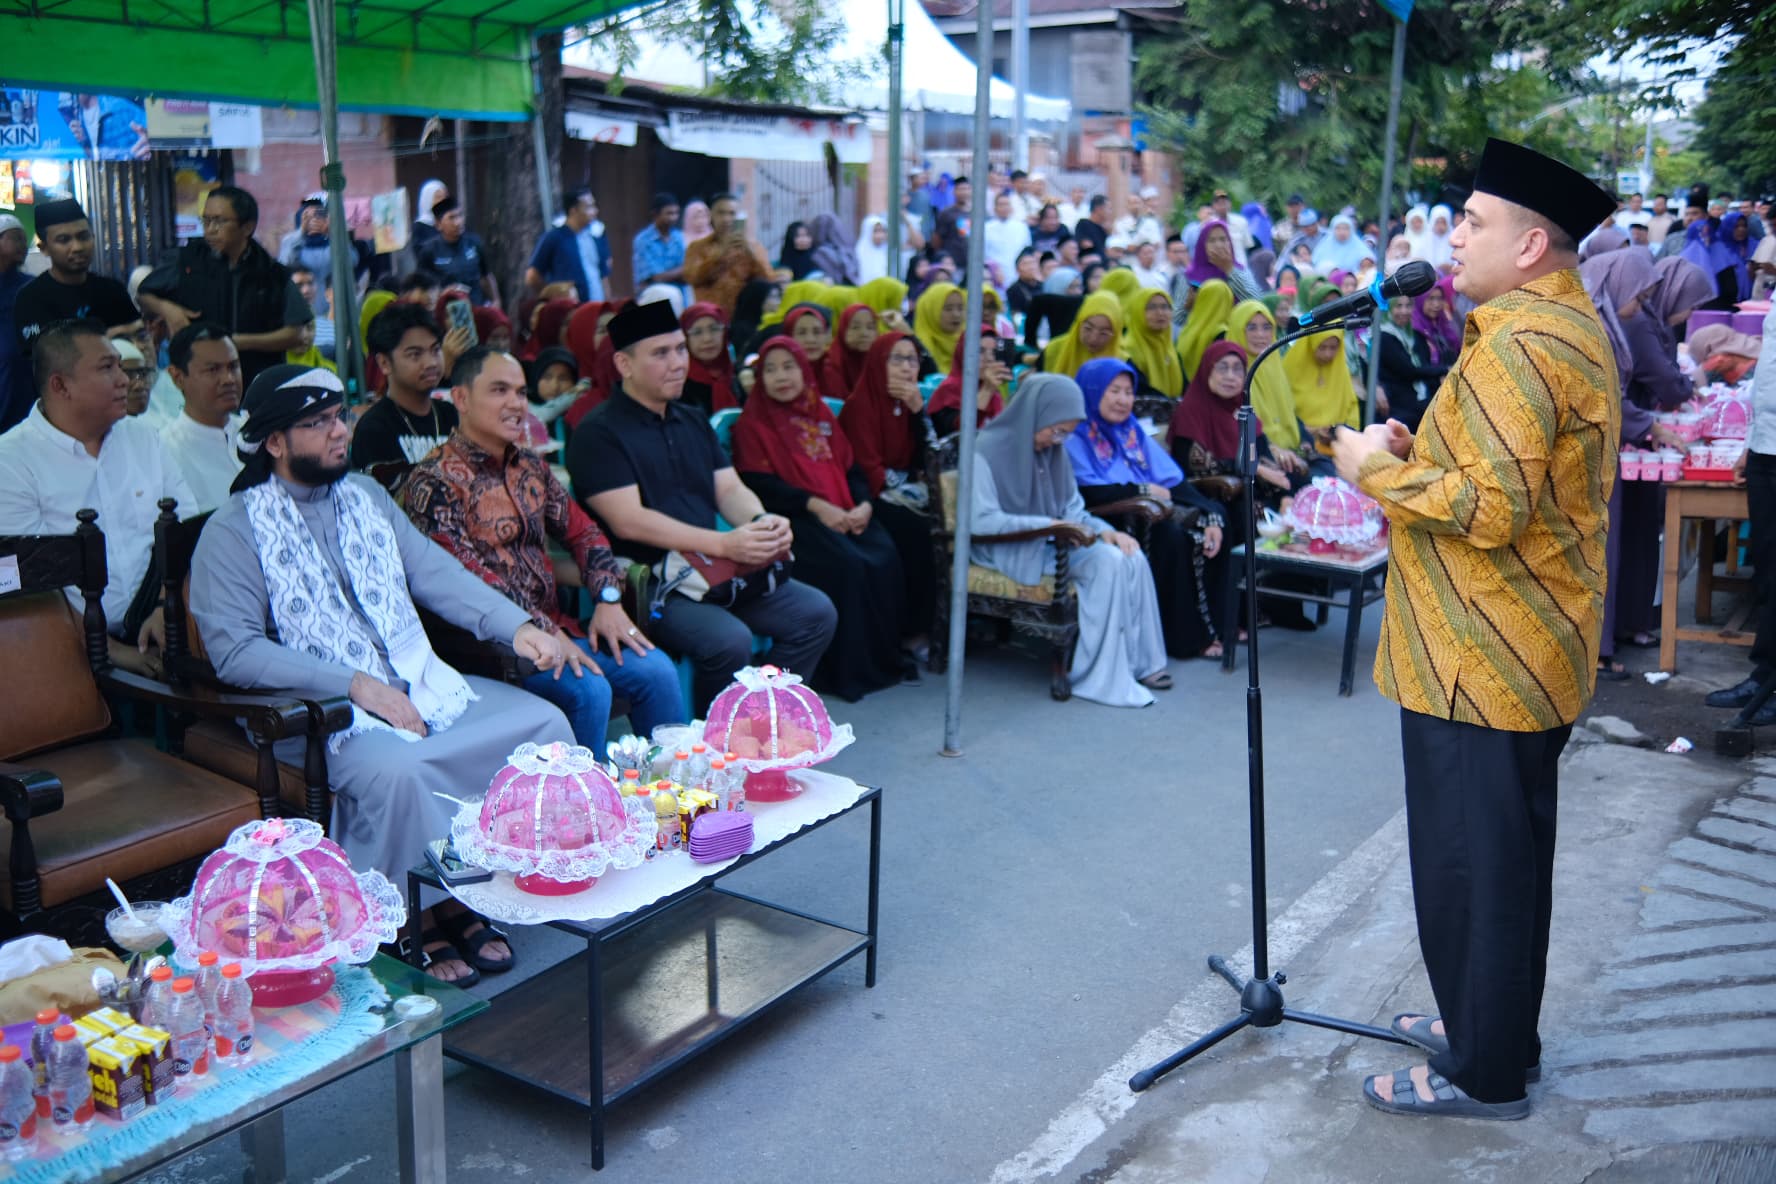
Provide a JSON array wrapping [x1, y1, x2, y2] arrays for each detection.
[[580, 0, 864, 105], [1689, 35, 1776, 197]]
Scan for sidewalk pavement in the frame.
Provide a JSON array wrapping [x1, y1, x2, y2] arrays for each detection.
[[1037, 727, 1776, 1183]]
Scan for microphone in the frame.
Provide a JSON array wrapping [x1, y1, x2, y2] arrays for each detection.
[[1297, 260, 1438, 327]]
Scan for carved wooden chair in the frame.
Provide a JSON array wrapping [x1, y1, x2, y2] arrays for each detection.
[[0, 511, 323, 942], [924, 434, 1162, 701]]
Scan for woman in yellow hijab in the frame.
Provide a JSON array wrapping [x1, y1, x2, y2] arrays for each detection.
[[1120, 286, 1182, 398], [1174, 278, 1233, 381], [760, 278, 831, 332], [1099, 267, 1141, 303], [859, 276, 907, 317], [1279, 328, 1359, 433], [914, 281, 967, 373], [1227, 301, 1298, 450], [1041, 290, 1125, 378], [817, 284, 860, 319], [358, 289, 394, 347]]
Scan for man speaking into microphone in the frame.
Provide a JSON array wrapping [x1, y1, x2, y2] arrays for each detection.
[[1331, 139, 1619, 1120]]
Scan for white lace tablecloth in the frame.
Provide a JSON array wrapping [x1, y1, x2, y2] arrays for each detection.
[[441, 769, 868, 926]]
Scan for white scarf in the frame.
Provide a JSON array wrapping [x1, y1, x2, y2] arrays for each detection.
[[244, 479, 475, 750]]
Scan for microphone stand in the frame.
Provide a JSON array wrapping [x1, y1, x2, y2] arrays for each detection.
[[1130, 314, 1408, 1093]]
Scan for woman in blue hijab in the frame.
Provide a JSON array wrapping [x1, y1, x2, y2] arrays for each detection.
[[1681, 217, 1746, 311], [1066, 357, 1228, 659]]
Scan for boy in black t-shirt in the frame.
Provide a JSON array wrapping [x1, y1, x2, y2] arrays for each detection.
[[350, 303, 458, 476], [12, 198, 140, 355]]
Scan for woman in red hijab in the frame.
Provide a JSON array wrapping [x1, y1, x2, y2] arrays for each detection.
[[838, 330, 937, 656], [523, 297, 578, 362], [733, 336, 909, 700], [821, 304, 877, 404], [681, 302, 739, 414], [927, 324, 1012, 437], [472, 305, 513, 354], [563, 299, 630, 429]]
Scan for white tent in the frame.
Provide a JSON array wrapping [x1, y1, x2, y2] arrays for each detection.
[[839, 0, 1071, 122], [565, 1, 1068, 123]]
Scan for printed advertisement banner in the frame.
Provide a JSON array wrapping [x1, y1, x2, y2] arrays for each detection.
[[3, 87, 263, 159], [659, 110, 872, 165]]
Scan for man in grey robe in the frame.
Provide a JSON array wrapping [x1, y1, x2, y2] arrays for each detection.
[[190, 363, 581, 984]]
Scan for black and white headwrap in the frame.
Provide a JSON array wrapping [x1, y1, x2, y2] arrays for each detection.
[[237, 364, 346, 454]]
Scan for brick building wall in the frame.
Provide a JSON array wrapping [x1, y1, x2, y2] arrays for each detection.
[[232, 109, 398, 255]]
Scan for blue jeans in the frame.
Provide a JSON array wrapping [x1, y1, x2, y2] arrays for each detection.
[[521, 637, 684, 751]]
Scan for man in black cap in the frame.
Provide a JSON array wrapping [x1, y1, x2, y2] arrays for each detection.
[[413, 196, 498, 308], [1331, 138, 1620, 1120], [568, 300, 837, 713], [190, 362, 579, 985], [9, 200, 141, 410], [137, 185, 311, 388]]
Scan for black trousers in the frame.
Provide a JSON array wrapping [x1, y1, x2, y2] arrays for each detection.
[[1399, 708, 1572, 1103], [1745, 451, 1776, 680]]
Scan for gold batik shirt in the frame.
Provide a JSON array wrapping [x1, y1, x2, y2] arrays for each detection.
[[1357, 269, 1619, 732]]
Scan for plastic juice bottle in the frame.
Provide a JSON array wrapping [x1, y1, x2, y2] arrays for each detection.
[[654, 784, 681, 853], [28, 1009, 57, 1120], [0, 1045, 37, 1160], [687, 743, 712, 789], [212, 964, 255, 1064], [620, 769, 642, 796], [635, 786, 656, 859], [166, 978, 210, 1077], [668, 751, 691, 788], [45, 1027, 93, 1130], [707, 759, 728, 810], [724, 753, 747, 811], [194, 951, 222, 1049], [142, 965, 176, 1031]]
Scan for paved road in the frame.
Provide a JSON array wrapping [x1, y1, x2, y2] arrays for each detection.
[[140, 609, 1409, 1183]]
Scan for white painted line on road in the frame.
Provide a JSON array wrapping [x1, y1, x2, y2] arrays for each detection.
[[987, 808, 1409, 1183]]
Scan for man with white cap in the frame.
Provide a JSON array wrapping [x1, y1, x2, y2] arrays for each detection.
[[1332, 138, 1619, 1120], [0, 212, 31, 430]]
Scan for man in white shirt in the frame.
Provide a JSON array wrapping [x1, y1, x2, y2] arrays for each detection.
[[981, 192, 1033, 289], [1114, 191, 1163, 245], [1129, 239, 1168, 290], [1008, 170, 1045, 224], [1612, 192, 1646, 231], [0, 319, 193, 675], [1056, 185, 1091, 234], [161, 322, 245, 513]]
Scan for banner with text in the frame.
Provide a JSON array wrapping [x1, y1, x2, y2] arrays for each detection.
[[659, 110, 871, 164]]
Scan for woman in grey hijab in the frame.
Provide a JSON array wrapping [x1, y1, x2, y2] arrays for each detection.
[[969, 373, 1171, 706]]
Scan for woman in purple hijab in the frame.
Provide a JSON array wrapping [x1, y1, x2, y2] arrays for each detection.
[[1184, 219, 1262, 301]]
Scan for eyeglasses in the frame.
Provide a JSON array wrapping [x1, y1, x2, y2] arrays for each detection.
[[288, 410, 344, 433]]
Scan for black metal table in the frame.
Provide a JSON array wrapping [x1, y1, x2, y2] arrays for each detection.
[[1220, 543, 1389, 695], [407, 785, 881, 1171]]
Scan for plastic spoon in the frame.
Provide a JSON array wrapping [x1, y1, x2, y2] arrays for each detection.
[[106, 878, 139, 923]]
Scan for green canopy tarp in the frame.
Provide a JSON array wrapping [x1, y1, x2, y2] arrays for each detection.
[[3, 0, 639, 119]]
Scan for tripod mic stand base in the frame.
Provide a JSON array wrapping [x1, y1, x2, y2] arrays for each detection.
[[1127, 954, 1408, 1093]]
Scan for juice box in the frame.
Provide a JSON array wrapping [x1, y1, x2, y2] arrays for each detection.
[[87, 1036, 148, 1121], [119, 1023, 176, 1105]]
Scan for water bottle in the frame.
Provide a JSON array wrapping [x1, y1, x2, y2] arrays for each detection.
[[687, 744, 712, 790], [28, 1009, 58, 1121], [166, 978, 210, 1078], [723, 753, 747, 812], [212, 964, 255, 1065], [194, 951, 222, 1049], [44, 1026, 93, 1130], [667, 751, 691, 788], [0, 1045, 37, 1161], [142, 965, 175, 1031], [707, 758, 728, 809]]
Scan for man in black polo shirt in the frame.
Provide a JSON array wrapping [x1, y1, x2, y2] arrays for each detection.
[[137, 185, 310, 387], [10, 199, 141, 406], [568, 300, 836, 712], [414, 197, 499, 308]]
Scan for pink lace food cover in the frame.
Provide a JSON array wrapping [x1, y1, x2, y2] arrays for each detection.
[[1288, 476, 1384, 546], [701, 665, 855, 772], [451, 741, 653, 882], [162, 818, 404, 974]]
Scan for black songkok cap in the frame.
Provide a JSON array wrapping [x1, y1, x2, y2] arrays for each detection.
[[1471, 138, 1616, 246], [607, 300, 681, 351], [238, 364, 346, 451], [33, 198, 87, 234], [431, 195, 460, 221]]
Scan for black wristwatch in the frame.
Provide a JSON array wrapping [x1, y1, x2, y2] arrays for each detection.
[[598, 584, 622, 605]]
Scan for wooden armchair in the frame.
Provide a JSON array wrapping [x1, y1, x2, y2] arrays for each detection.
[[924, 434, 1160, 701], [0, 511, 331, 942], [154, 501, 353, 828]]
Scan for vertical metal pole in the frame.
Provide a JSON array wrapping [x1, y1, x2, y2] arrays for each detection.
[[941, 0, 995, 756], [1363, 17, 1406, 427], [1012, 0, 1029, 172], [453, 118, 468, 226], [307, 0, 362, 398], [886, 0, 904, 272], [532, 36, 557, 228]]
